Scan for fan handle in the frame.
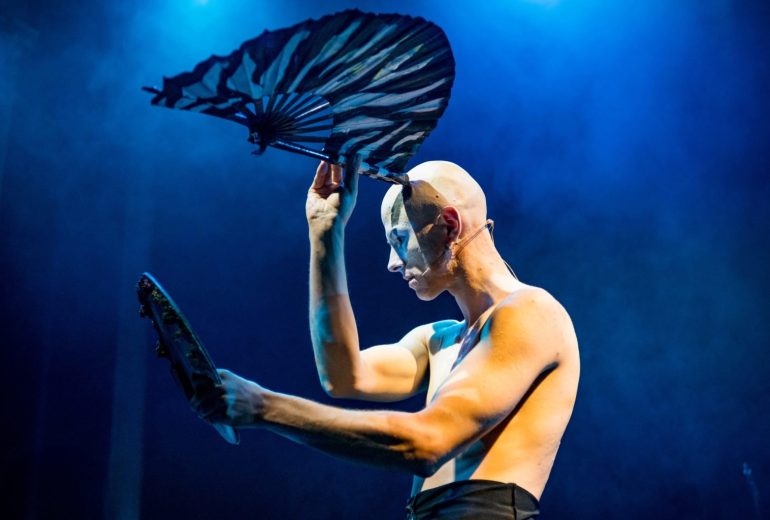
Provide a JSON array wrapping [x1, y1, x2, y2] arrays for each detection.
[[270, 139, 409, 186]]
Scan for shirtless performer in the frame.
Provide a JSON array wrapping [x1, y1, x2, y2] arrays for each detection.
[[193, 157, 580, 519]]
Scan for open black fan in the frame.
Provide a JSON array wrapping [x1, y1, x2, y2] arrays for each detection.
[[143, 9, 455, 185]]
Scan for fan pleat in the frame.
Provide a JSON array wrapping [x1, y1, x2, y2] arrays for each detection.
[[145, 9, 454, 182]]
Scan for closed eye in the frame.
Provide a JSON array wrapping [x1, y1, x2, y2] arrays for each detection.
[[388, 230, 405, 247]]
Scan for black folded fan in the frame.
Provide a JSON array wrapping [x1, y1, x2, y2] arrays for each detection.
[[137, 273, 239, 445], [143, 9, 455, 185]]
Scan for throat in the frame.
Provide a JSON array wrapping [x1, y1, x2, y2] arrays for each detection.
[[448, 258, 521, 325]]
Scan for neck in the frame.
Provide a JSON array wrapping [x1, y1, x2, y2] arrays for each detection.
[[446, 237, 522, 326]]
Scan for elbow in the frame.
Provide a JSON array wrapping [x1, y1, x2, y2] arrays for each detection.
[[406, 445, 446, 478], [323, 384, 351, 399], [318, 366, 368, 399], [319, 378, 357, 399], [411, 456, 441, 478], [390, 416, 448, 478]]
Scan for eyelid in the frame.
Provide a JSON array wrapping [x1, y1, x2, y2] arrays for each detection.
[[388, 230, 404, 244]]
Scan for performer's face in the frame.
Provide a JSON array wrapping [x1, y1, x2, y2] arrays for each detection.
[[381, 182, 452, 301]]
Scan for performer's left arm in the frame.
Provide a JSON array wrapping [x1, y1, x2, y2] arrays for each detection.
[[194, 291, 566, 476]]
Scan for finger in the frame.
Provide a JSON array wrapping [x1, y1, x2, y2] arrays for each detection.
[[311, 161, 329, 190], [343, 154, 362, 194], [190, 380, 223, 402], [194, 394, 226, 420], [190, 371, 217, 387], [192, 382, 223, 399], [201, 407, 227, 424], [330, 163, 342, 186], [325, 163, 340, 188], [190, 387, 223, 412]]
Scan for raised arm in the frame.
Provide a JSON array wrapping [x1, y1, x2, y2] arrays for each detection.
[[306, 159, 428, 401]]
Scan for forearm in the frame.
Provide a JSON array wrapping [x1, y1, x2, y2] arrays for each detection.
[[308, 226, 364, 395], [259, 389, 436, 476]]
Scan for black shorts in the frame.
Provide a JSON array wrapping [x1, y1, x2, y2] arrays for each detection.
[[405, 479, 540, 519]]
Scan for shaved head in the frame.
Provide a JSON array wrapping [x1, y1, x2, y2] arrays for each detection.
[[379, 161, 491, 300], [381, 161, 488, 237]]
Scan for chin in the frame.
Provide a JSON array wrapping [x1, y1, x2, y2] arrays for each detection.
[[414, 285, 443, 301]]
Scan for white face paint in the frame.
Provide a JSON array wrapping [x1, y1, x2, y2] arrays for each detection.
[[381, 186, 450, 301], [379, 160, 494, 300]]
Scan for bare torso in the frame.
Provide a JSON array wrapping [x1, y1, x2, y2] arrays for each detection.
[[411, 287, 580, 499]]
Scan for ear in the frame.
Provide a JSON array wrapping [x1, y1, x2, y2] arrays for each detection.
[[440, 206, 461, 244]]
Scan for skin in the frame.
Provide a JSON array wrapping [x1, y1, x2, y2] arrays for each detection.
[[193, 158, 580, 500]]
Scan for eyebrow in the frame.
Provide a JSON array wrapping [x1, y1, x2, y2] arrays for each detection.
[[389, 195, 405, 227]]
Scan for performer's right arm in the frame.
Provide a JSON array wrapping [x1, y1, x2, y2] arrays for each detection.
[[306, 159, 428, 402]]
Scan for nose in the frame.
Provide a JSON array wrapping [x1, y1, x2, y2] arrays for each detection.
[[387, 247, 404, 273]]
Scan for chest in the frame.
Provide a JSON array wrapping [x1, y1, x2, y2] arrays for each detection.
[[425, 318, 488, 403], [425, 341, 461, 403]]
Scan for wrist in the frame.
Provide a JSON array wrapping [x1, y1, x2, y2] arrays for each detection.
[[249, 383, 272, 428], [309, 221, 345, 243], [255, 387, 283, 427]]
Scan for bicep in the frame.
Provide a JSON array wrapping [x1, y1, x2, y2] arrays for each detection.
[[350, 324, 432, 402]]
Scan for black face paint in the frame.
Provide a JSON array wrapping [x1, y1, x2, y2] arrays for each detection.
[[401, 180, 450, 269], [402, 180, 447, 229]]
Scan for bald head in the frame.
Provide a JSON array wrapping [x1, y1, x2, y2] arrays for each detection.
[[380, 161, 488, 237]]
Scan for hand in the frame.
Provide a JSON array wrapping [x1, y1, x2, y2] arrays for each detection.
[[190, 369, 266, 428], [305, 155, 361, 234]]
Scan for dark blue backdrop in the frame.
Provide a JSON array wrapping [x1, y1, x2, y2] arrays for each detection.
[[2, 1, 769, 518]]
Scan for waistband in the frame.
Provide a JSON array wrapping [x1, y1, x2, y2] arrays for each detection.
[[405, 479, 540, 519]]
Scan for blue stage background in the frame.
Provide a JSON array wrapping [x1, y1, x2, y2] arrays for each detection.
[[1, 1, 768, 518]]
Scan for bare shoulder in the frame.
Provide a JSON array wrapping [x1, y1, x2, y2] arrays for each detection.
[[487, 285, 579, 365], [402, 319, 460, 340], [424, 319, 464, 354], [501, 285, 572, 319], [396, 319, 461, 353], [429, 319, 463, 332]]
